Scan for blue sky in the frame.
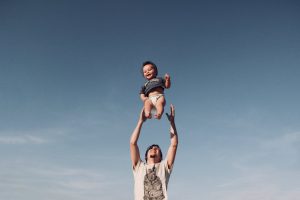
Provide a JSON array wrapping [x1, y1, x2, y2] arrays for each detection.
[[1, 0, 300, 199]]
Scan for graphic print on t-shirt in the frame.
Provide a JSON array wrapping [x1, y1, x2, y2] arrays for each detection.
[[143, 166, 165, 200]]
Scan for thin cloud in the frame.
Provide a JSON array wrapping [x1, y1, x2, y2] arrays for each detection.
[[212, 131, 300, 200], [0, 161, 124, 197], [215, 166, 300, 200], [0, 127, 72, 145], [0, 135, 48, 144], [261, 131, 300, 150]]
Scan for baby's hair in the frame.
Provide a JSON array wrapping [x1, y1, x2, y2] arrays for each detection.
[[145, 144, 163, 162], [141, 61, 158, 77]]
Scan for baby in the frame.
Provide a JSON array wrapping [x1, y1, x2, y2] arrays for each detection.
[[140, 61, 171, 119]]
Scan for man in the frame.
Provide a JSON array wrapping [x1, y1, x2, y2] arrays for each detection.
[[130, 104, 178, 200]]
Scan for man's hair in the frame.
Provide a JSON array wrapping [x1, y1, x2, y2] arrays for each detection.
[[141, 61, 158, 77], [145, 144, 163, 162]]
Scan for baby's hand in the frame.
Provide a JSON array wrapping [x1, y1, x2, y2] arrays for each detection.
[[165, 73, 170, 80]]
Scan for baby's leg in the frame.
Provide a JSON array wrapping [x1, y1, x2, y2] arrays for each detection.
[[144, 99, 153, 119], [154, 96, 166, 119]]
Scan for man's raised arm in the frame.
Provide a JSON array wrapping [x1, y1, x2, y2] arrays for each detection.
[[166, 104, 178, 169], [130, 108, 146, 169]]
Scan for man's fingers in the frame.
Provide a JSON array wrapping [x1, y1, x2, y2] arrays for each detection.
[[166, 113, 170, 121], [170, 104, 175, 116], [140, 107, 147, 121], [166, 104, 175, 121]]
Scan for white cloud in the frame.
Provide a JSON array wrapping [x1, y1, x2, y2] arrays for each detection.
[[0, 135, 48, 144], [210, 131, 300, 200], [0, 127, 72, 145], [0, 161, 129, 200], [214, 163, 300, 200], [59, 180, 103, 190], [34, 167, 110, 191], [261, 131, 300, 150], [34, 167, 103, 179]]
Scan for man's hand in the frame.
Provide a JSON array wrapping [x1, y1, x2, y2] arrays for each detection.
[[166, 104, 175, 123], [165, 104, 178, 169], [139, 107, 147, 123], [130, 107, 147, 168]]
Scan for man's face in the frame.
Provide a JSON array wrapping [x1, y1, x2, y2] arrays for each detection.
[[147, 146, 161, 162], [143, 64, 156, 80]]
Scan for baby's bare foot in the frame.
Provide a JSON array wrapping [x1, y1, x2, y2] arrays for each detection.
[[154, 113, 162, 119], [145, 112, 152, 119]]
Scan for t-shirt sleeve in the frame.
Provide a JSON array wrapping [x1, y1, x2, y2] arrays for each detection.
[[132, 159, 145, 180], [132, 159, 142, 173], [140, 85, 146, 94], [162, 159, 173, 175]]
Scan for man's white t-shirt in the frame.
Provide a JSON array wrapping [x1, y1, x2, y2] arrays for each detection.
[[132, 160, 172, 200]]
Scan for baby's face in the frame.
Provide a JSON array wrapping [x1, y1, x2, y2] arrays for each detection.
[[143, 64, 156, 80]]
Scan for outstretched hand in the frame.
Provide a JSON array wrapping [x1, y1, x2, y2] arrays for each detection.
[[166, 104, 175, 123], [139, 107, 147, 122]]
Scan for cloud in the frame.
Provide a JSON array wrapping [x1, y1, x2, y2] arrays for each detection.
[[211, 131, 300, 200], [214, 161, 300, 200], [0, 135, 48, 144], [33, 167, 109, 191], [0, 127, 72, 145], [260, 131, 300, 150], [0, 161, 129, 200], [34, 167, 103, 179], [59, 180, 103, 190]]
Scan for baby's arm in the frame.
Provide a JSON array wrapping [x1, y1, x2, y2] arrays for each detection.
[[140, 93, 148, 102], [140, 86, 148, 102], [165, 73, 171, 89]]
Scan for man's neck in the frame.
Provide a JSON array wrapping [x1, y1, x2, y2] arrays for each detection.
[[147, 159, 160, 165]]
